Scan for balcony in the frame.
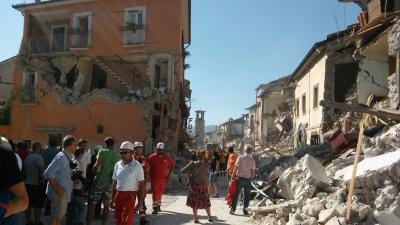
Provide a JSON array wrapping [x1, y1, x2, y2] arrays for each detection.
[[27, 37, 50, 54]]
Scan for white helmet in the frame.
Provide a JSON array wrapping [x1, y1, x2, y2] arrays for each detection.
[[0, 137, 12, 151], [120, 141, 134, 151], [134, 142, 143, 148], [156, 142, 165, 150]]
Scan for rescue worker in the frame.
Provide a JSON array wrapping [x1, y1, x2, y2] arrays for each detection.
[[147, 142, 174, 215], [110, 141, 145, 225]]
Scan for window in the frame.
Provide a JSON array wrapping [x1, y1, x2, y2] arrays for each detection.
[[295, 99, 300, 116], [71, 12, 92, 48], [23, 72, 35, 88], [302, 94, 306, 115], [123, 7, 146, 45], [50, 25, 67, 52], [313, 85, 319, 108]]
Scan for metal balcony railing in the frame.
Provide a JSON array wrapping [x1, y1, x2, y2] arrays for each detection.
[[27, 37, 50, 54]]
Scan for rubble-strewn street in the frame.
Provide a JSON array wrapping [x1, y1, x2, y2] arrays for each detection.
[[3, 0, 400, 225]]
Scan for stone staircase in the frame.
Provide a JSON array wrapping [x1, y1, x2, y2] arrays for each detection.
[[94, 58, 134, 94]]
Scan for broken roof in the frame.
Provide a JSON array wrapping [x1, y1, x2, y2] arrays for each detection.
[[291, 26, 356, 81], [256, 75, 290, 97], [219, 116, 245, 127], [246, 104, 257, 111]]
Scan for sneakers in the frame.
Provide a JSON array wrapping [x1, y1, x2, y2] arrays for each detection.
[[229, 209, 235, 215], [243, 209, 249, 216], [212, 193, 220, 198]]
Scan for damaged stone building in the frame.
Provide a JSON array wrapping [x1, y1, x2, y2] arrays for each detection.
[[292, 27, 359, 148], [217, 116, 246, 148], [254, 76, 293, 147], [249, 1, 400, 225], [0, 0, 192, 153]]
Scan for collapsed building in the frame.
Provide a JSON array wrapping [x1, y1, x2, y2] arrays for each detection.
[[0, 0, 192, 153], [250, 1, 400, 224], [251, 76, 295, 157], [217, 116, 246, 149], [292, 27, 359, 148]]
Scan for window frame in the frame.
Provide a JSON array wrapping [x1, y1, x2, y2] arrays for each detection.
[[301, 93, 306, 115], [313, 84, 319, 109], [123, 6, 146, 46], [50, 25, 68, 52], [71, 12, 92, 49]]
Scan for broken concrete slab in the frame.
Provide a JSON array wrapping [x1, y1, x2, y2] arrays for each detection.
[[277, 154, 329, 201], [335, 149, 400, 181], [301, 197, 326, 217], [374, 205, 400, 225], [318, 208, 340, 223], [325, 216, 346, 225]]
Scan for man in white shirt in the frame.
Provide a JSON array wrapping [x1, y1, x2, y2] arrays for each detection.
[[110, 141, 146, 225]]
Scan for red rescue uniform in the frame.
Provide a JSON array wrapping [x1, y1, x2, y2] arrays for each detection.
[[147, 153, 174, 209]]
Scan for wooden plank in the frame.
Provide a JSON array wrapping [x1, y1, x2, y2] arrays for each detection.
[[320, 100, 400, 122], [345, 115, 365, 222]]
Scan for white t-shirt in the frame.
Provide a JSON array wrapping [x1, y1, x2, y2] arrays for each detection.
[[112, 160, 144, 191]]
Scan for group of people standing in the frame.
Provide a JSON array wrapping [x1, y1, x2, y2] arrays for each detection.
[[0, 135, 174, 225], [181, 145, 256, 223], [0, 133, 257, 225]]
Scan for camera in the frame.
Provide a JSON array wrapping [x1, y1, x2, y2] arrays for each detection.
[[71, 169, 89, 190]]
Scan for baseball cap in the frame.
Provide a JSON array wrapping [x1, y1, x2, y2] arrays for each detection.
[[120, 141, 134, 151], [134, 142, 143, 148], [156, 142, 165, 149]]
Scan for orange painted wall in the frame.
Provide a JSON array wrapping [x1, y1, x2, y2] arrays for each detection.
[[3, 0, 187, 147], [0, 88, 145, 146], [22, 0, 184, 57]]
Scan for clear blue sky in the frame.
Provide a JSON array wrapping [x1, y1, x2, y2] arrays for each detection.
[[0, 0, 361, 126]]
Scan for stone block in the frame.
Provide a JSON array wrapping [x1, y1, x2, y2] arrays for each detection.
[[277, 154, 329, 201], [325, 216, 346, 225], [318, 208, 340, 223], [374, 205, 400, 225]]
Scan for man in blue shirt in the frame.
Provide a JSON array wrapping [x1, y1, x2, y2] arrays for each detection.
[[44, 135, 77, 225]]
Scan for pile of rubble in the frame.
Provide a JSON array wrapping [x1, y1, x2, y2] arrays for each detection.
[[250, 122, 400, 225]]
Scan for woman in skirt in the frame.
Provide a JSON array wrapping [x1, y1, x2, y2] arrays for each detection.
[[181, 149, 212, 223]]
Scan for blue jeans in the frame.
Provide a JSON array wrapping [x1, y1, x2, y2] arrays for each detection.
[[231, 177, 251, 211], [66, 193, 86, 225]]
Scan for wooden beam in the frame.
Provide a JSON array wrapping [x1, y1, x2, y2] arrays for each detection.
[[320, 100, 400, 122], [345, 115, 365, 222]]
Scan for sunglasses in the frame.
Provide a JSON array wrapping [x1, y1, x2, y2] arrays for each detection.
[[120, 151, 130, 155]]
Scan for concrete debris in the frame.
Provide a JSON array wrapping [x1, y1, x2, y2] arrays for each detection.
[[335, 149, 400, 181], [318, 208, 339, 223], [362, 123, 400, 157], [374, 205, 400, 225], [251, 125, 400, 225], [325, 216, 346, 225], [277, 154, 329, 201], [81, 88, 126, 104]]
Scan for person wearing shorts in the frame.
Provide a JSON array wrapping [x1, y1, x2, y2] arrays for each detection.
[[44, 135, 77, 225], [208, 149, 220, 198], [87, 137, 120, 225]]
